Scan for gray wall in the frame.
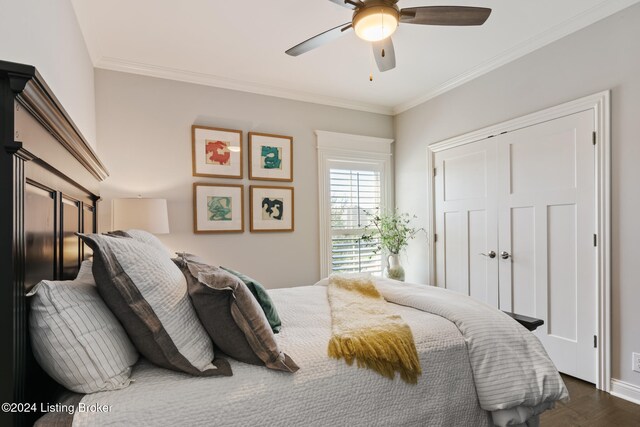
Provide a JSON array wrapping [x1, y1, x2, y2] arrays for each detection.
[[394, 4, 640, 387], [95, 69, 394, 289], [0, 0, 97, 146]]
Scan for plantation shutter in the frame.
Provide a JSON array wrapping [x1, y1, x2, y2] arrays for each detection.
[[329, 168, 383, 274]]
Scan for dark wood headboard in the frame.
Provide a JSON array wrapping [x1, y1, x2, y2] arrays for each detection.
[[0, 60, 109, 427]]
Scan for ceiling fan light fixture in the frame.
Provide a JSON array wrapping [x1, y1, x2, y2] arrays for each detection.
[[353, 6, 399, 42]]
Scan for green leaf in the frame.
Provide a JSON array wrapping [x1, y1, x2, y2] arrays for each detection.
[[358, 208, 426, 255]]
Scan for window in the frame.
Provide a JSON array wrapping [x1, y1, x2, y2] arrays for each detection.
[[316, 131, 393, 278], [329, 167, 382, 274]]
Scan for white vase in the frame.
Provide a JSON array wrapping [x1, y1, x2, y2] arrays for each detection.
[[385, 253, 405, 282]]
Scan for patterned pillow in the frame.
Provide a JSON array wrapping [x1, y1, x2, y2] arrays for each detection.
[[79, 233, 231, 377], [28, 261, 139, 393], [175, 255, 298, 373]]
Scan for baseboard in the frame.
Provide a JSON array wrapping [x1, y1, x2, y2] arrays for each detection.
[[610, 379, 640, 405]]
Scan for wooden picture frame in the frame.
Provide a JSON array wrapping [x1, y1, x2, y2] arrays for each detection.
[[193, 183, 244, 233], [192, 125, 243, 178], [248, 132, 293, 182], [249, 185, 294, 232]]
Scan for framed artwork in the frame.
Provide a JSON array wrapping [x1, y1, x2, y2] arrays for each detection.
[[248, 132, 293, 182], [250, 185, 294, 232], [192, 125, 243, 178], [193, 183, 244, 233]]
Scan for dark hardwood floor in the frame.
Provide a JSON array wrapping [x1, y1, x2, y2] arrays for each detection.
[[541, 375, 640, 426]]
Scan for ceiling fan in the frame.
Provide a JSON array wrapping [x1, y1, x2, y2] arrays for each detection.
[[285, 0, 492, 73]]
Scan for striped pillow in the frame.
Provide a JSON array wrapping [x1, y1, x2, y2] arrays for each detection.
[[28, 261, 139, 393]]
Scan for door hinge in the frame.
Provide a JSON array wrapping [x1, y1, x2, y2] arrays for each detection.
[[592, 131, 597, 145], [594, 335, 598, 348], [433, 167, 437, 177], [594, 234, 597, 247], [434, 233, 438, 243]]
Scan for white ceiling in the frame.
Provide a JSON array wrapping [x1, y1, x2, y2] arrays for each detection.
[[71, 0, 639, 115]]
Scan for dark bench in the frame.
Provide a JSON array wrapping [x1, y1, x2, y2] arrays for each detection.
[[503, 312, 544, 331]]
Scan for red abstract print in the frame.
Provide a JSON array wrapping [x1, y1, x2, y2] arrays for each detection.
[[206, 140, 231, 165]]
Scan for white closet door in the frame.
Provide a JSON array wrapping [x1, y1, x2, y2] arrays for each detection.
[[496, 110, 596, 383], [434, 139, 499, 307]]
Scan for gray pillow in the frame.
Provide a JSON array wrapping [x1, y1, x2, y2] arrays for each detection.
[[174, 255, 298, 373], [79, 233, 231, 377], [28, 261, 139, 393], [221, 267, 282, 334], [125, 229, 175, 258]]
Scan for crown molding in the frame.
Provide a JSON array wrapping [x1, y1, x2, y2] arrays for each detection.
[[92, 0, 638, 118], [392, 0, 640, 115], [95, 57, 394, 116]]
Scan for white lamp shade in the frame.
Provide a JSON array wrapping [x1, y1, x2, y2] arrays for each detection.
[[112, 198, 170, 234]]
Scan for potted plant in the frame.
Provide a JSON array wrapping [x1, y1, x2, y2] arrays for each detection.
[[360, 209, 424, 281]]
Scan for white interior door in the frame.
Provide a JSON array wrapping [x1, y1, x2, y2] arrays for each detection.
[[434, 139, 499, 307], [496, 110, 596, 383], [433, 109, 597, 383]]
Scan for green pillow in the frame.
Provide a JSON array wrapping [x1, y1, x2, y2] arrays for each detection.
[[221, 267, 282, 334]]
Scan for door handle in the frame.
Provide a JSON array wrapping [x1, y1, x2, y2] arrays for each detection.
[[500, 251, 511, 260], [480, 251, 496, 259]]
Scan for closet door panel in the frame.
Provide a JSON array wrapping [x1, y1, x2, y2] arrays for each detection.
[[443, 211, 465, 294], [434, 140, 499, 307], [547, 204, 578, 341], [509, 129, 577, 193], [443, 151, 487, 201], [509, 206, 536, 316], [468, 210, 490, 303], [496, 109, 596, 383]]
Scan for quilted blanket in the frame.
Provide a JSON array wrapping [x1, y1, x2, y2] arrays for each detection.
[[372, 277, 569, 425]]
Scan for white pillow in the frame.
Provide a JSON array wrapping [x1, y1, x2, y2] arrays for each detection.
[[28, 261, 139, 393]]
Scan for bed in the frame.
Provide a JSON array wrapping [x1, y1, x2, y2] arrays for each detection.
[[0, 60, 566, 427], [72, 285, 490, 426]]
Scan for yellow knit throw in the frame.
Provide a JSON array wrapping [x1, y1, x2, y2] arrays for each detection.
[[327, 275, 422, 384]]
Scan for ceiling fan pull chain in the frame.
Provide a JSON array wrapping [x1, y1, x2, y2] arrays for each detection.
[[369, 51, 374, 82]]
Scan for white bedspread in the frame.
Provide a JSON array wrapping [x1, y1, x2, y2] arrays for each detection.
[[74, 285, 493, 427], [372, 278, 569, 425]]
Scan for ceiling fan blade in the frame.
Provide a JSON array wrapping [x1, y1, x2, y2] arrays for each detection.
[[327, 0, 361, 10], [285, 23, 352, 56], [372, 37, 396, 72], [400, 6, 491, 26]]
